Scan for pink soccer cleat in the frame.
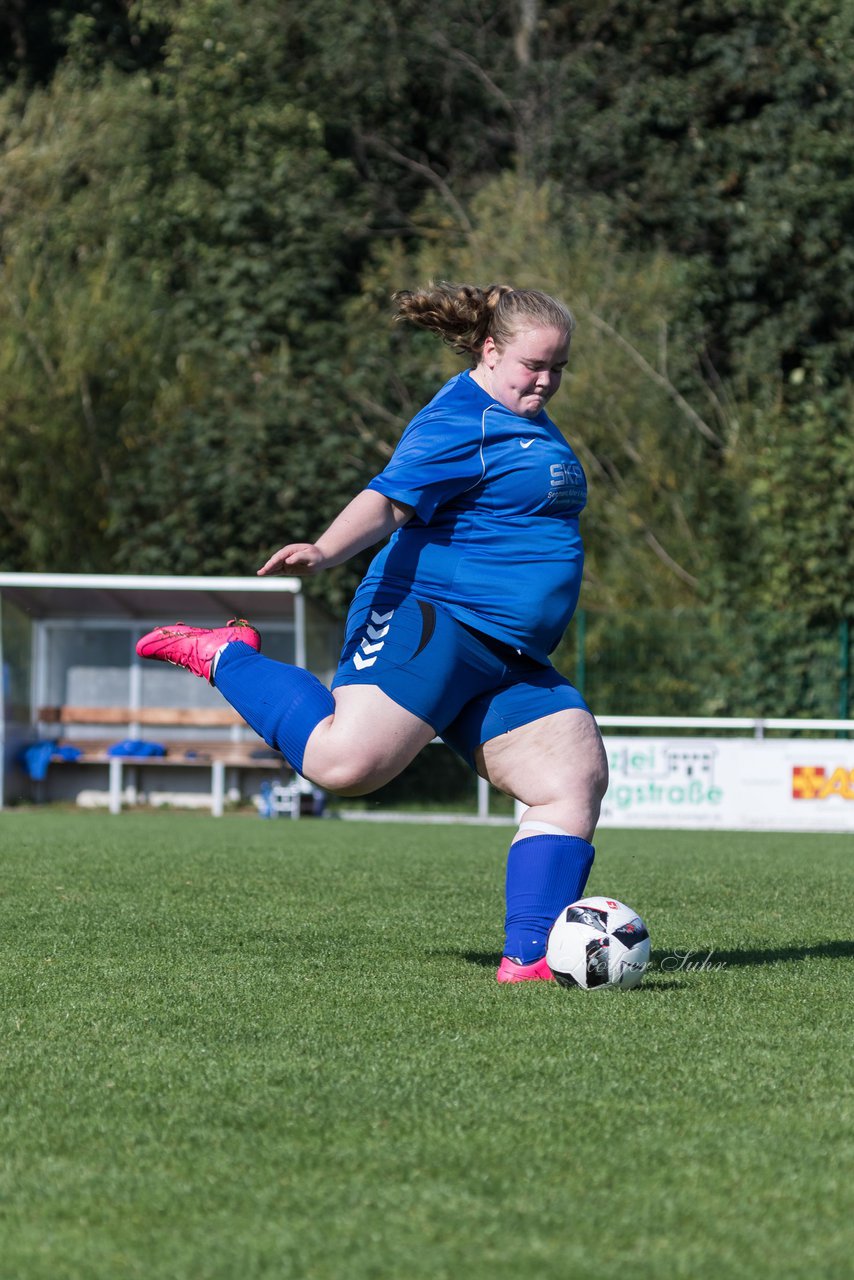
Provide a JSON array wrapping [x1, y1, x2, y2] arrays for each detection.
[[135, 619, 261, 682], [496, 955, 555, 984]]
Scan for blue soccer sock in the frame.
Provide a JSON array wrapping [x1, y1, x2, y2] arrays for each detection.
[[503, 832, 595, 964], [212, 641, 335, 774]]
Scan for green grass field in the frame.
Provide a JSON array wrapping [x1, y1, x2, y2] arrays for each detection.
[[1, 810, 852, 1279]]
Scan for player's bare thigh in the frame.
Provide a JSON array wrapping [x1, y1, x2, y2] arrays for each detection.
[[476, 707, 609, 841], [300, 682, 436, 796]]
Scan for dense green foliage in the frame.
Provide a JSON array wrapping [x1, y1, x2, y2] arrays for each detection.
[[1, 811, 853, 1278], [0, 2, 851, 706]]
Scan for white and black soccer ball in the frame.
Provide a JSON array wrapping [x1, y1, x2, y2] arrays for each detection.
[[546, 896, 651, 991]]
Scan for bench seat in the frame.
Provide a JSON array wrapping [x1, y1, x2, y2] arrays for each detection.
[[37, 707, 289, 816]]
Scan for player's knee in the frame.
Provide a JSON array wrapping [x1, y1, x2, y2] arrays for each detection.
[[544, 754, 609, 833], [589, 751, 609, 804], [303, 755, 384, 797], [578, 753, 609, 825], [553, 747, 608, 809], [303, 761, 368, 796]]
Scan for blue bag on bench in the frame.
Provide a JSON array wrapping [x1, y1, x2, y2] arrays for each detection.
[[20, 742, 82, 780], [107, 740, 167, 757], [22, 741, 55, 781]]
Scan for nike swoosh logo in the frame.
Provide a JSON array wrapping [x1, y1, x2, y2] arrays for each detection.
[[520, 439, 536, 449]]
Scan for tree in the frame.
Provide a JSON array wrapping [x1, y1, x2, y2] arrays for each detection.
[[0, 0, 166, 87], [529, 0, 854, 387], [0, 71, 170, 570], [0, 3, 367, 575]]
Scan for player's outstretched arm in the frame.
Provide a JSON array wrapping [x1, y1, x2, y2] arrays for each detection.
[[257, 489, 413, 577]]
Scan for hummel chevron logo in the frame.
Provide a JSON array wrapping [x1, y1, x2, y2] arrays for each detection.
[[520, 439, 536, 449], [352, 607, 394, 670]]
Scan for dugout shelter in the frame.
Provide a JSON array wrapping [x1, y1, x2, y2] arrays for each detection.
[[0, 572, 339, 814]]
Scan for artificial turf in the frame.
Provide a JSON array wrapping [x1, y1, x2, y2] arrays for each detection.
[[0, 810, 851, 1279]]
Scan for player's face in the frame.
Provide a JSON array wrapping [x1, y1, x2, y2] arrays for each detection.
[[477, 326, 570, 419]]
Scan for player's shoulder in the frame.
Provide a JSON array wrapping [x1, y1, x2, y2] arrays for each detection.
[[422, 369, 483, 413], [402, 372, 485, 438]]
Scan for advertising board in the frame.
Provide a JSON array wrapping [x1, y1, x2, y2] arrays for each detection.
[[599, 736, 854, 833]]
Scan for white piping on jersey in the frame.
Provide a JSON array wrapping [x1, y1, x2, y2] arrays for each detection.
[[456, 404, 493, 499]]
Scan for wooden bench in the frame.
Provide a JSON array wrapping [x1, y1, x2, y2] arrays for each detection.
[[37, 706, 294, 816], [38, 705, 250, 729]]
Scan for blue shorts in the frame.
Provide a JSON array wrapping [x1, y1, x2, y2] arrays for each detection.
[[331, 593, 589, 768]]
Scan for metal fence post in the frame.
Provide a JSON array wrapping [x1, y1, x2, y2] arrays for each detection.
[[840, 618, 851, 732]]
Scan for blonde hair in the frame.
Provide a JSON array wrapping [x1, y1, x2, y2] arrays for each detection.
[[392, 282, 575, 359]]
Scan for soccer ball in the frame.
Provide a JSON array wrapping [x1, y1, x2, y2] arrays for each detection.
[[546, 896, 651, 991]]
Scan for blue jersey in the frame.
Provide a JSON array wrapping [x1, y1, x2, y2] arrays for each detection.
[[357, 369, 587, 664]]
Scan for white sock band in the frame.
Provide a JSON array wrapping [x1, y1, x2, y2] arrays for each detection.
[[210, 642, 229, 682], [516, 820, 573, 839]]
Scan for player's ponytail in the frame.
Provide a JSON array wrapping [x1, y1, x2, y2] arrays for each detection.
[[393, 282, 574, 359]]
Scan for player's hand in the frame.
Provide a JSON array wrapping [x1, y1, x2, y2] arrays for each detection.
[[257, 544, 327, 577]]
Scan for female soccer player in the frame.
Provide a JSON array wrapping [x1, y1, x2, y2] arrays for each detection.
[[137, 283, 609, 982]]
